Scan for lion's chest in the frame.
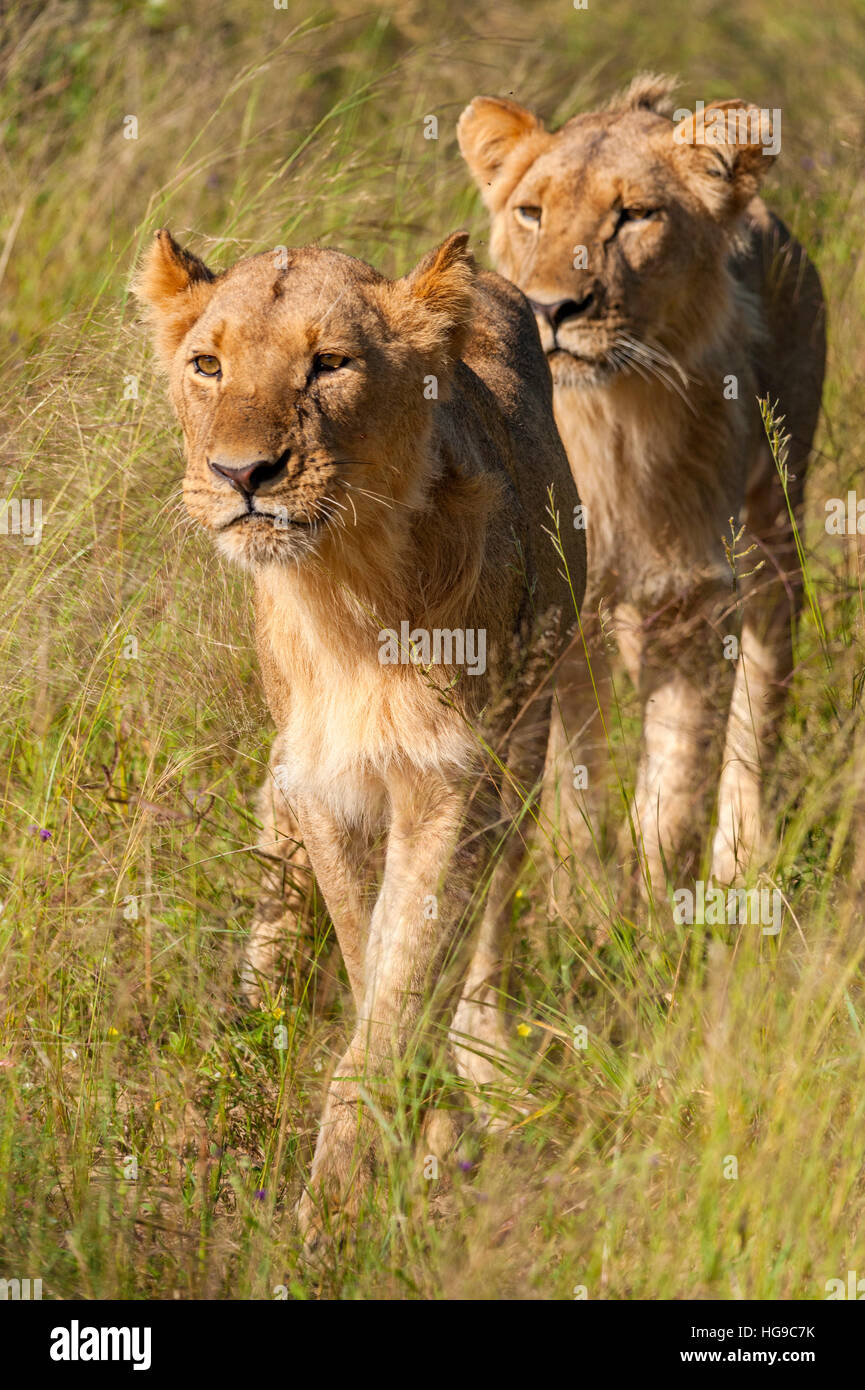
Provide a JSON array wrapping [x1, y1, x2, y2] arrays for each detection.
[[554, 385, 740, 604], [260, 604, 478, 826]]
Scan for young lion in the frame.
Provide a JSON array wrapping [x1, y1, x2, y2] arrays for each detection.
[[134, 228, 585, 1240], [458, 74, 825, 892]]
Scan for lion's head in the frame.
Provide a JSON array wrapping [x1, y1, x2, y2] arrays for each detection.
[[458, 74, 776, 391], [134, 230, 474, 572]]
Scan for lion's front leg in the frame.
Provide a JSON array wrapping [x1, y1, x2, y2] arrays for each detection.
[[240, 740, 315, 1008], [710, 619, 775, 885], [541, 618, 626, 917], [712, 479, 803, 884], [297, 770, 484, 1248], [632, 587, 737, 895], [452, 679, 551, 1122], [294, 1042, 378, 1249]]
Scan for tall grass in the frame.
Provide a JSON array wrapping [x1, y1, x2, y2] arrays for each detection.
[[1, 0, 865, 1298]]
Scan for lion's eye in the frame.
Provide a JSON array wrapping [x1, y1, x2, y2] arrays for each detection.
[[192, 355, 221, 377], [617, 206, 659, 227], [515, 205, 542, 228], [314, 352, 349, 372]]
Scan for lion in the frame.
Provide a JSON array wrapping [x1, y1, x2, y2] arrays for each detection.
[[134, 227, 586, 1241], [239, 728, 315, 1008], [458, 74, 825, 893]]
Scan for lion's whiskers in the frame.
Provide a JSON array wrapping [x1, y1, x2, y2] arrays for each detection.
[[341, 481, 399, 513], [614, 332, 697, 414]]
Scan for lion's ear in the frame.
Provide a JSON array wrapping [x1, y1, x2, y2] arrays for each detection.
[[672, 101, 778, 220], [457, 97, 546, 210], [132, 229, 215, 368], [399, 230, 476, 367]]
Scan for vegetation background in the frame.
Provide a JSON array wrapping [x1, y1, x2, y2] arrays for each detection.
[[1, 0, 864, 1299]]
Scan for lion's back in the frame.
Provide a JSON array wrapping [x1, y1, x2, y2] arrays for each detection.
[[737, 197, 826, 475]]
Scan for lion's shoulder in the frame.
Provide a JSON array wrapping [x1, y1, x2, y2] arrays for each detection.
[[462, 268, 554, 410]]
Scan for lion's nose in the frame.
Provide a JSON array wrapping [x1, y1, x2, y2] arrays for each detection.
[[528, 293, 595, 330], [209, 454, 288, 496]]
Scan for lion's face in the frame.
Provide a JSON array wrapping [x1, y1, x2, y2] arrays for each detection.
[[459, 79, 775, 391], [135, 231, 474, 571]]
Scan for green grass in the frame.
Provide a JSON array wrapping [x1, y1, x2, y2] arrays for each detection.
[[1, 0, 865, 1299]]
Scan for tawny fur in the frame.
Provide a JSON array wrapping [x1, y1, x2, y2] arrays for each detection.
[[135, 228, 586, 1243], [458, 76, 825, 892]]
